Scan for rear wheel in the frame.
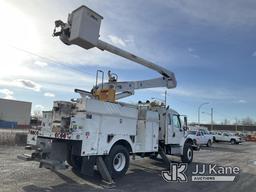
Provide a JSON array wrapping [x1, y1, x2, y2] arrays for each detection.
[[181, 144, 193, 163], [104, 145, 130, 179], [207, 140, 212, 147]]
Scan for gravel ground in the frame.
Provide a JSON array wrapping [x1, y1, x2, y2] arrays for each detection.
[[0, 142, 256, 192]]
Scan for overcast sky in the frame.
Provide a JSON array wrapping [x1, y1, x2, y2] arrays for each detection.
[[0, 0, 256, 124]]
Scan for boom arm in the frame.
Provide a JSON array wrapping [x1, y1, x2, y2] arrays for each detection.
[[53, 5, 177, 99]]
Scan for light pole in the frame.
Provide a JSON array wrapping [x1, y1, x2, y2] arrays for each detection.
[[198, 102, 209, 126], [202, 107, 214, 131]]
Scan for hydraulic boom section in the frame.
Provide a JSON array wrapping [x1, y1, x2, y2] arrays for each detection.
[[53, 5, 177, 100]]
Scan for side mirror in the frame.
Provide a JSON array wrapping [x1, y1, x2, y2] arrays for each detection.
[[183, 116, 188, 131]]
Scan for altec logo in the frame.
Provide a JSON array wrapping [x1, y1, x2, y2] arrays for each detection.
[[162, 163, 240, 182]]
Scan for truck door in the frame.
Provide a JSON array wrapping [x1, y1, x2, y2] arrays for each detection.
[[223, 133, 229, 141], [200, 131, 207, 144], [167, 113, 184, 144]]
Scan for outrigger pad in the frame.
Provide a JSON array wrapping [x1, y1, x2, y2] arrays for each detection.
[[96, 156, 114, 184]]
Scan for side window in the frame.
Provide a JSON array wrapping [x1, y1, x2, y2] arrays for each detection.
[[168, 114, 172, 125], [172, 114, 181, 128]]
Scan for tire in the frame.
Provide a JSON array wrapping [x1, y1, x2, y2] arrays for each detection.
[[149, 153, 158, 160], [213, 137, 216, 143], [207, 140, 212, 147], [181, 144, 193, 163], [71, 155, 82, 171], [230, 139, 236, 145], [104, 145, 130, 179]]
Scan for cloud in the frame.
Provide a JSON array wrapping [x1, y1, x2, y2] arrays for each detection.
[[252, 51, 256, 56], [0, 88, 15, 99], [162, 0, 256, 27], [34, 60, 48, 67], [108, 35, 126, 47], [145, 86, 236, 101], [35, 104, 45, 111], [237, 99, 247, 104], [188, 48, 200, 59], [14, 79, 41, 92], [44, 92, 55, 97]]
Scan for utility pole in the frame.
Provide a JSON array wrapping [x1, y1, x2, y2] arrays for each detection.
[[235, 117, 238, 132], [198, 102, 209, 126], [211, 108, 213, 131]]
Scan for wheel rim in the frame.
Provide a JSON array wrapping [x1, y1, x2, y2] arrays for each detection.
[[113, 152, 126, 172], [187, 148, 192, 160]]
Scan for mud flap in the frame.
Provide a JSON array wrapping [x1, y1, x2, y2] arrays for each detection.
[[39, 140, 68, 170], [81, 156, 96, 176]]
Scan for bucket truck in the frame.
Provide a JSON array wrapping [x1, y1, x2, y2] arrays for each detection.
[[24, 5, 196, 182]]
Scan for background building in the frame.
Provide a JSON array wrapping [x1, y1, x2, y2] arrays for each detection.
[[0, 98, 31, 128]]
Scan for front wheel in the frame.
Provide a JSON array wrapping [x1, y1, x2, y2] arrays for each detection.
[[230, 139, 236, 145], [181, 144, 193, 163], [104, 145, 130, 179]]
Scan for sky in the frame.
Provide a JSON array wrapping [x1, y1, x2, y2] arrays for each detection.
[[0, 0, 256, 124]]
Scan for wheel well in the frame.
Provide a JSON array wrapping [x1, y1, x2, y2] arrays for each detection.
[[185, 138, 193, 145], [112, 140, 132, 153]]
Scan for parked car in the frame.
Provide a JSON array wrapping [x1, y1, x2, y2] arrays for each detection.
[[186, 130, 213, 147], [214, 132, 242, 144], [209, 131, 219, 142]]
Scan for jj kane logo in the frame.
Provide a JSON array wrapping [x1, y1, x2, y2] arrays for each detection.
[[162, 163, 240, 182]]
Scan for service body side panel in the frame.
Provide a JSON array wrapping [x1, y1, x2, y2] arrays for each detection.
[[135, 109, 159, 153], [80, 98, 138, 156]]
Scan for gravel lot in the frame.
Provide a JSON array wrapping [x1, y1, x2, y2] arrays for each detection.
[[0, 142, 256, 192]]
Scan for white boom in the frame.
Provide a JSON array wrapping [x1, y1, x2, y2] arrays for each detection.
[[53, 5, 177, 99]]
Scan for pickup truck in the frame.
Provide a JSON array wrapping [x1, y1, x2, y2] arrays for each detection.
[[214, 132, 242, 144], [185, 130, 213, 147]]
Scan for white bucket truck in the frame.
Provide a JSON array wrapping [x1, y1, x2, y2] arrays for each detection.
[[25, 5, 196, 181]]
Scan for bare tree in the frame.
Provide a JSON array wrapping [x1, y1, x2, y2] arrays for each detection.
[[221, 118, 230, 125], [241, 117, 255, 126]]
